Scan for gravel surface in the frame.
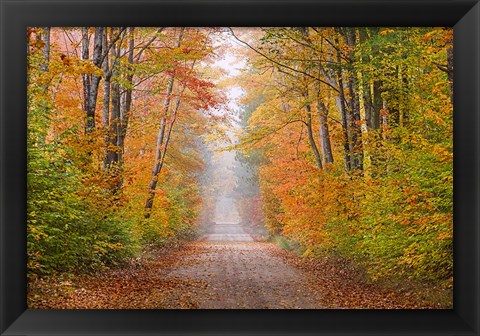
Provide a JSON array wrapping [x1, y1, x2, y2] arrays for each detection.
[[168, 242, 323, 308], [167, 221, 323, 308]]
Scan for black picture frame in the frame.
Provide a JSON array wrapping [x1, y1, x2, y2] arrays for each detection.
[[1, 0, 478, 335]]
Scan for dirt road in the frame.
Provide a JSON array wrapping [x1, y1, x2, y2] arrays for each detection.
[[168, 243, 322, 308], [199, 221, 254, 242], [29, 220, 441, 309], [165, 221, 322, 308]]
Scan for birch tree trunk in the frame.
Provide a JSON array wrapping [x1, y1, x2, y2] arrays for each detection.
[[357, 69, 371, 173], [334, 44, 352, 173], [40, 27, 50, 74], [345, 28, 364, 172]]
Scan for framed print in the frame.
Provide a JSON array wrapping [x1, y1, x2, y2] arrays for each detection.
[[1, 0, 479, 335]]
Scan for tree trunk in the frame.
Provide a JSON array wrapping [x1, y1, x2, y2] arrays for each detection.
[[363, 79, 373, 130], [37, 27, 51, 145], [40, 27, 50, 74], [82, 27, 105, 134], [118, 27, 135, 165], [153, 83, 188, 187], [345, 28, 364, 172], [144, 27, 185, 219], [102, 29, 112, 171], [144, 76, 174, 217], [357, 28, 374, 132], [317, 101, 334, 165], [116, 27, 136, 190], [381, 98, 389, 139], [109, 78, 121, 163], [102, 29, 111, 129], [297, 28, 323, 170], [105, 28, 122, 168], [357, 69, 371, 174], [371, 80, 382, 130], [334, 43, 352, 173], [81, 28, 91, 131], [314, 64, 334, 166], [304, 101, 323, 170]]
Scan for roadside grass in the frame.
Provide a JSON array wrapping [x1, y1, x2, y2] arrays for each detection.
[[272, 235, 304, 253]]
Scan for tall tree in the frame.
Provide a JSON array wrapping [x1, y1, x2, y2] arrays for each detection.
[[81, 27, 105, 134], [144, 27, 185, 218]]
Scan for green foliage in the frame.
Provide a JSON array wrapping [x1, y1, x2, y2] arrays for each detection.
[[27, 102, 135, 276], [273, 235, 302, 252], [240, 27, 453, 286], [27, 41, 134, 277], [133, 176, 200, 247]]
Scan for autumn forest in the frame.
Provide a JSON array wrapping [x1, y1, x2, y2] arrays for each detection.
[[28, 27, 453, 309]]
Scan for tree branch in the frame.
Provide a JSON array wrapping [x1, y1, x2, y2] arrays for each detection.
[[228, 28, 340, 94]]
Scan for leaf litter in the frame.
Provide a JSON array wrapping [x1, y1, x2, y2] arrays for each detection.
[[28, 242, 444, 309]]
